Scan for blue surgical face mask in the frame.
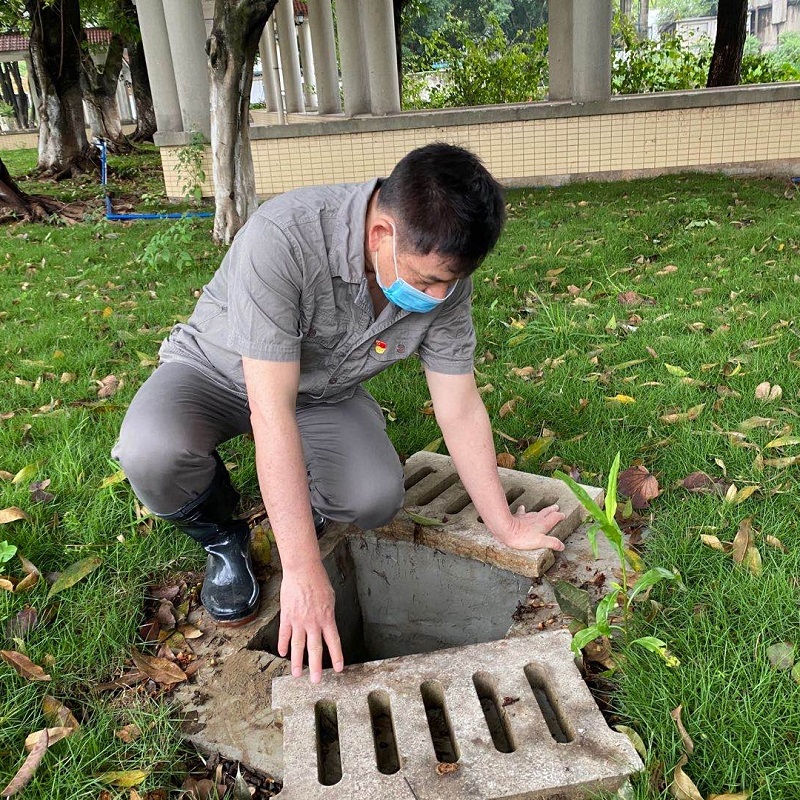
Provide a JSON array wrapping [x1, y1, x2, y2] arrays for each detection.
[[373, 223, 457, 314]]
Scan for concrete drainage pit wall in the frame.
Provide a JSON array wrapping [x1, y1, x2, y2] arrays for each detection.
[[248, 532, 533, 666]]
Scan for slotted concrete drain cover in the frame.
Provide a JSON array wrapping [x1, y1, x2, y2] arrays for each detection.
[[389, 451, 602, 577], [272, 631, 641, 799]]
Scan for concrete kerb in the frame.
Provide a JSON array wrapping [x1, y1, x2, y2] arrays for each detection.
[[175, 454, 626, 792]]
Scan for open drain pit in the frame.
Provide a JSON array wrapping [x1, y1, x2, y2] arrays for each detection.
[[174, 451, 638, 797], [249, 533, 533, 666]]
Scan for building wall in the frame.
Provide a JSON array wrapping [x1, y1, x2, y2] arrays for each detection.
[[156, 86, 800, 200]]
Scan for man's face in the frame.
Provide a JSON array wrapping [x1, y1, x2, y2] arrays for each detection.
[[374, 226, 459, 300]]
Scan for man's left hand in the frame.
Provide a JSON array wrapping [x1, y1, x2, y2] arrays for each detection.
[[493, 504, 566, 552]]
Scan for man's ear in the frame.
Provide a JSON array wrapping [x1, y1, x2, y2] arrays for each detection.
[[366, 214, 394, 253]]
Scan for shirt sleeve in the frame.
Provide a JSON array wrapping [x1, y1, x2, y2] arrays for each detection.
[[226, 216, 303, 362], [417, 277, 476, 375]]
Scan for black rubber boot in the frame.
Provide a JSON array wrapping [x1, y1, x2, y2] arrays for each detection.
[[162, 457, 259, 626]]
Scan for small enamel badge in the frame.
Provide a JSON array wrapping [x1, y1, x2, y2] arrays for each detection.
[[374, 339, 387, 354]]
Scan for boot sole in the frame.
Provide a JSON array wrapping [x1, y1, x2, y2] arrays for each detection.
[[208, 606, 259, 627]]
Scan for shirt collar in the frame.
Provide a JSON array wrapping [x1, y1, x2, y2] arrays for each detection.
[[331, 178, 381, 284]]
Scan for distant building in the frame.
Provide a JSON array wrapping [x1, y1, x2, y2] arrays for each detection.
[[664, 0, 800, 51]]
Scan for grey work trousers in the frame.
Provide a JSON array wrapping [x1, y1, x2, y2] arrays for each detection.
[[112, 362, 404, 527]]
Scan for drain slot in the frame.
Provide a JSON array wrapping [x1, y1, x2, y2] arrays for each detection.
[[472, 671, 516, 753], [413, 473, 460, 506], [420, 680, 460, 763], [524, 665, 573, 743], [444, 492, 472, 515], [315, 700, 343, 785], [368, 690, 400, 775], [404, 466, 434, 490]]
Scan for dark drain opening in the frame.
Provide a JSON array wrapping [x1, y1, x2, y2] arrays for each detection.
[[249, 535, 532, 667], [315, 700, 343, 786], [404, 466, 434, 490], [413, 472, 460, 505], [421, 680, 460, 763], [524, 664, 573, 743], [472, 671, 516, 753], [368, 690, 400, 775]]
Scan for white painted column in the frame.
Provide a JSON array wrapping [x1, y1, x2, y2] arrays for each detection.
[[572, 0, 611, 102], [335, 0, 370, 116], [135, 0, 182, 132], [275, 0, 304, 114], [297, 20, 318, 111], [547, 0, 610, 103], [261, 17, 285, 124], [307, 0, 340, 115], [258, 24, 279, 113], [361, 0, 400, 115], [162, 0, 211, 136]]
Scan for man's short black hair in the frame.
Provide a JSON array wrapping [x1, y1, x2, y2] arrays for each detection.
[[377, 143, 506, 277]]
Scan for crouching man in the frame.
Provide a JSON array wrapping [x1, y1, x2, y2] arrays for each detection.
[[113, 143, 565, 684]]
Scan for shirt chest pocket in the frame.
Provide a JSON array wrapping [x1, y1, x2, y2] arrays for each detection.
[[302, 311, 344, 351]]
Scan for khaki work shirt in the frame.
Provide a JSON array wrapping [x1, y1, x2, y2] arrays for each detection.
[[158, 179, 476, 403]]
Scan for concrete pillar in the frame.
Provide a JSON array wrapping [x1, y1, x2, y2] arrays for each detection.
[[261, 17, 285, 124], [297, 20, 318, 111], [259, 23, 279, 113], [336, 0, 370, 116], [547, 0, 610, 103], [572, 0, 611, 102], [547, 0, 573, 101], [135, 0, 182, 132], [162, 0, 211, 136], [361, 0, 400, 115], [275, 0, 304, 114], [307, 0, 340, 115]]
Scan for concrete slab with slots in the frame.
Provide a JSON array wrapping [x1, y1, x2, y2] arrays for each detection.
[[174, 453, 616, 790], [272, 632, 642, 799]]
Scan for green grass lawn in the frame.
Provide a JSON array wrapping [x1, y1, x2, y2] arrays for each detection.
[[1, 148, 799, 798]]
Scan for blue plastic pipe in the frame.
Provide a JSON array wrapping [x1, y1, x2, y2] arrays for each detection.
[[99, 139, 213, 220]]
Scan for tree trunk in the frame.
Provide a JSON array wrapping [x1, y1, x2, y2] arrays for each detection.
[[620, 0, 632, 16], [80, 29, 131, 153], [128, 39, 156, 142], [207, 0, 277, 245], [121, 0, 156, 142], [26, 0, 95, 178], [707, 0, 747, 86], [0, 156, 82, 222], [0, 64, 20, 130], [9, 63, 32, 128]]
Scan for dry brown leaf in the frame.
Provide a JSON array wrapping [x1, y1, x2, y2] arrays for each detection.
[[766, 535, 786, 552], [435, 762, 459, 775], [0, 650, 52, 682], [496, 453, 516, 469], [617, 290, 644, 306], [731, 518, 753, 564], [656, 264, 679, 276], [700, 534, 727, 552], [617, 466, 660, 509], [42, 695, 79, 730], [0, 470, 13, 481], [499, 396, 522, 419], [742, 546, 762, 577], [1, 727, 48, 796], [16, 556, 40, 593], [115, 723, 142, 743], [708, 792, 751, 800], [763, 455, 800, 468], [682, 472, 715, 492], [660, 404, 705, 424], [24, 726, 74, 752], [755, 381, 782, 402], [96, 374, 120, 399], [0, 507, 28, 524], [670, 705, 695, 756], [670, 755, 703, 800], [130, 647, 187, 685]]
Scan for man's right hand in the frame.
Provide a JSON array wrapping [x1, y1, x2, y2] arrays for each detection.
[[277, 560, 344, 684]]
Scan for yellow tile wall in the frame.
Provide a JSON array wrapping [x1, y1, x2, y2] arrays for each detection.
[[159, 100, 800, 198]]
